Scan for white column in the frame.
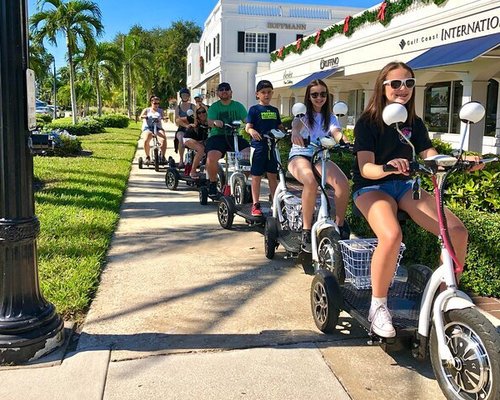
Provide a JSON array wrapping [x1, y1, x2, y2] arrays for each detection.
[[460, 80, 488, 152], [414, 86, 425, 118], [280, 96, 290, 117]]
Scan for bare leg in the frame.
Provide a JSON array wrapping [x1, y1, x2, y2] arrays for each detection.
[[251, 175, 262, 204], [206, 150, 223, 182], [144, 131, 153, 158], [399, 189, 468, 279], [177, 131, 185, 165], [185, 140, 205, 175], [267, 173, 278, 202], [319, 161, 349, 227], [288, 157, 317, 230], [355, 191, 402, 297]]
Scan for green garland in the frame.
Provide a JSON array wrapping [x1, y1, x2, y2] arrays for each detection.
[[271, 0, 448, 62]]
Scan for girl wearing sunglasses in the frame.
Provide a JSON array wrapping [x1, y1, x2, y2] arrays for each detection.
[[183, 108, 209, 179], [352, 61, 483, 338], [288, 79, 351, 253]]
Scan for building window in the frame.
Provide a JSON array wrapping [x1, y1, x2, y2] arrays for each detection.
[[485, 79, 498, 137], [244, 33, 269, 53], [217, 34, 220, 54], [188, 63, 191, 76], [213, 38, 216, 57], [424, 81, 462, 133]]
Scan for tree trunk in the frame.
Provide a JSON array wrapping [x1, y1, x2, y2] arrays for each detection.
[[96, 72, 102, 117], [67, 42, 78, 124], [127, 64, 132, 119]]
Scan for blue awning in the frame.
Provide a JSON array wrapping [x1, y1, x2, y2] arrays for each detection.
[[290, 68, 339, 89], [407, 33, 500, 70]]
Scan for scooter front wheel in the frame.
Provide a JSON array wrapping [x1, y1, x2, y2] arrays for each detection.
[[264, 217, 278, 259], [218, 196, 235, 229], [429, 308, 500, 400], [310, 270, 342, 334], [317, 227, 345, 284]]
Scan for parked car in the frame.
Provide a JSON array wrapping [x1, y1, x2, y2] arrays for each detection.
[[35, 99, 51, 115]]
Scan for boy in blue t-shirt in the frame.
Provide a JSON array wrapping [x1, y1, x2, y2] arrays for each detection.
[[245, 80, 284, 216]]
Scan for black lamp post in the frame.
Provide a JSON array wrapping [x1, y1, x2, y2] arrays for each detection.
[[52, 56, 57, 120], [0, 0, 64, 363]]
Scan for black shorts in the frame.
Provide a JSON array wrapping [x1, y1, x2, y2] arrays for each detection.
[[205, 134, 249, 156], [251, 145, 278, 176]]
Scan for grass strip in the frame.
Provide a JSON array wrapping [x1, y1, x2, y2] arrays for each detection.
[[34, 123, 140, 321]]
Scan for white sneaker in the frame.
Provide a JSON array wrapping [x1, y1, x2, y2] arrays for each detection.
[[368, 304, 396, 338]]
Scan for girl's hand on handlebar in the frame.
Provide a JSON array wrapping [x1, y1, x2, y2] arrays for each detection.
[[464, 155, 485, 172], [291, 131, 305, 147], [213, 120, 223, 128], [386, 158, 410, 175]]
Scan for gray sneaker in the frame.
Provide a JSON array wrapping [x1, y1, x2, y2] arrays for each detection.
[[368, 304, 396, 338]]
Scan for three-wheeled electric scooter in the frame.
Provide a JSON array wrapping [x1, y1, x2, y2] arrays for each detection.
[[217, 124, 285, 229], [138, 116, 167, 172], [264, 101, 351, 269], [310, 101, 500, 400]]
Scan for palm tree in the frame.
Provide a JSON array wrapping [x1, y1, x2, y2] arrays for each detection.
[[120, 34, 152, 118], [30, 0, 104, 124], [85, 42, 123, 116]]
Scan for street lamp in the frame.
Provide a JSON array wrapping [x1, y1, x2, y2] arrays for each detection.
[[0, 0, 64, 363]]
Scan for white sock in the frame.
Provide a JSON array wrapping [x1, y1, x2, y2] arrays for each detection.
[[370, 296, 387, 312]]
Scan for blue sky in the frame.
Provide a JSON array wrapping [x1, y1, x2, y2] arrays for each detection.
[[28, 0, 380, 68]]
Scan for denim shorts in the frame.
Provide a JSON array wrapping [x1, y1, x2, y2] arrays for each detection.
[[353, 180, 413, 202]]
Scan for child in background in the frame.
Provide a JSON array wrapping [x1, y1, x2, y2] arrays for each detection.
[[245, 80, 284, 216]]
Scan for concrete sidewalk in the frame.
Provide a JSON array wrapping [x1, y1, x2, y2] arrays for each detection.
[[0, 121, 497, 400]]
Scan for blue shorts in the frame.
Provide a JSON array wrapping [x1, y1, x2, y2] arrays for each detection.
[[353, 180, 413, 203], [251, 145, 278, 176]]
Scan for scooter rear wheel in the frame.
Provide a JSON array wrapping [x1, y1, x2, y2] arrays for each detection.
[[317, 227, 345, 284], [429, 308, 500, 400], [138, 157, 143, 169], [310, 270, 342, 334]]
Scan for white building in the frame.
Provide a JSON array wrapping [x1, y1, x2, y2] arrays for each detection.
[[186, 0, 363, 109], [255, 0, 500, 154]]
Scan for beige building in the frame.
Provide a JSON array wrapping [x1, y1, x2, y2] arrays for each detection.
[[256, 0, 500, 154]]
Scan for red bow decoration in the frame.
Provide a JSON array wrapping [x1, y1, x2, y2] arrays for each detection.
[[277, 46, 284, 58], [377, 1, 387, 21], [343, 16, 351, 34], [296, 38, 302, 51], [315, 30, 322, 45]]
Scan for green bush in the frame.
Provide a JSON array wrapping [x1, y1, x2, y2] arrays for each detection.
[[47, 119, 105, 136], [53, 135, 83, 157], [452, 207, 500, 297], [36, 114, 53, 127], [94, 114, 130, 128]]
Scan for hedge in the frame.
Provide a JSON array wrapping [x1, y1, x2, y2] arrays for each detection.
[[94, 114, 130, 128], [47, 119, 105, 136]]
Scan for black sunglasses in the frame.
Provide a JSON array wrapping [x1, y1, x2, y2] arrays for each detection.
[[310, 91, 327, 99], [218, 87, 231, 92], [197, 110, 206, 114], [152, 102, 160, 105], [383, 78, 416, 89]]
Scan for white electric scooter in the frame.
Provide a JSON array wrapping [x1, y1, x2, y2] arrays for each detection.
[[310, 101, 500, 400]]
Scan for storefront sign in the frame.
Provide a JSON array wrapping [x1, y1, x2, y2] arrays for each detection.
[[399, 14, 500, 50], [268, 22, 306, 30], [319, 56, 339, 70], [283, 70, 293, 85]]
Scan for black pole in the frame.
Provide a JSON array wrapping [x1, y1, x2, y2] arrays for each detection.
[[0, 0, 64, 364], [53, 57, 57, 119]]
